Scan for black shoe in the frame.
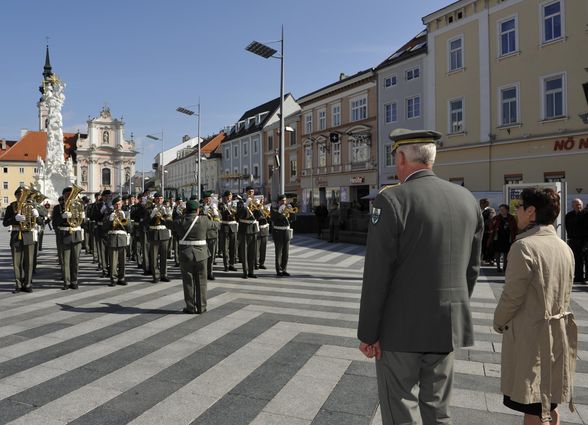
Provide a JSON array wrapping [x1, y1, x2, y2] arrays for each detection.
[[229, 266, 237, 271], [24, 286, 33, 293], [197, 308, 207, 314], [161, 277, 170, 282], [242, 274, 248, 279], [117, 280, 127, 286], [182, 307, 197, 314], [12, 287, 21, 294], [96, 266, 102, 271], [281, 271, 290, 277], [62, 284, 69, 290], [224, 267, 229, 272], [152, 278, 160, 283], [208, 275, 215, 281], [277, 272, 283, 277], [254, 266, 259, 270], [247, 274, 258, 279], [259, 265, 267, 269], [109, 281, 116, 287], [144, 270, 151, 275], [70, 283, 78, 290]]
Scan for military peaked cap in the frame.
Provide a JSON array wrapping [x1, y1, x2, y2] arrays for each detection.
[[186, 200, 199, 211], [389, 128, 442, 152]]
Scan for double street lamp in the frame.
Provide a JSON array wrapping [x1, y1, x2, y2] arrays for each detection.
[[177, 102, 201, 200], [146, 132, 164, 196], [246, 26, 285, 197]]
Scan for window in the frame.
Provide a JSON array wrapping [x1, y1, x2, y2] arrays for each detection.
[[504, 174, 523, 184], [19, 167, 24, 174], [449, 98, 464, 133], [305, 113, 312, 134], [290, 129, 296, 146], [253, 139, 258, 154], [2, 167, 7, 173], [500, 85, 519, 125], [290, 159, 297, 178], [304, 143, 313, 169], [224, 148, 229, 159], [2, 181, 7, 189], [318, 109, 326, 130], [499, 17, 517, 56], [448, 36, 463, 71], [268, 135, 273, 151], [33, 168, 38, 173], [384, 145, 394, 167], [243, 142, 248, 156], [332, 141, 341, 165], [405, 67, 420, 80], [243, 166, 248, 177], [351, 137, 369, 163], [332, 105, 341, 127], [542, 1, 562, 43], [253, 165, 259, 178], [102, 168, 111, 185], [384, 103, 397, 123], [406, 96, 421, 119], [19, 181, 24, 187], [318, 144, 327, 167], [3, 196, 8, 204], [351, 97, 367, 122], [544, 171, 565, 182], [384, 76, 397, 87], [268, 164, 274, 180], [542, 74, 565, 119], [234, 145, 239, 158]]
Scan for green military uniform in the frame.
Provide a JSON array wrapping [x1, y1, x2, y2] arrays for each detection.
[[202, 193, 220, 280], [2, 196, 39, 293], [146, 196, 172, 283], [218, 192, 238, 271], [357, 129, 484, 425], [271, 196, 296, 277], [33, 201, 47, 273], [253, 203, 270, 269], [104, 199, 131, 286], [237, 198, 259, 279], [173, 201, 214, 313], [52, 200, 84, 290]]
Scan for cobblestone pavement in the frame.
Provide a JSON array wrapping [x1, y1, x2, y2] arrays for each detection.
[[1, 229, 588, 424]]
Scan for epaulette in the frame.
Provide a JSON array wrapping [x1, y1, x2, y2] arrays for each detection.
[[378, 183, 400, 194]]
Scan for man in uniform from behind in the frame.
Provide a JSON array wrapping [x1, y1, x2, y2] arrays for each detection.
[[218, 190, 238, 272], [3, 187, 40, 293], [271, 194, 296, 277], [105, 196, 131, 286], [173, 199, 213, 314], [357, 129, 483, 425]]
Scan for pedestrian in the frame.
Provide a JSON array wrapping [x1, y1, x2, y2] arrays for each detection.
[[489, 204, 517, 272], [480, 198, 494, 264], [328, 201, 341, 243], [565, 198, 587, 283], [494, 187, 576, 424], [357, 128, 483, 425], [314, 203, 328, 238]]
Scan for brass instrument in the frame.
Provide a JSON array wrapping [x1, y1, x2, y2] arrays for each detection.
[[16, 186, 35, 238], [152, 205, 168, 225], [282, 205, 298, 219], [65, 183, 85, 230], [113, 209, 128, 229]]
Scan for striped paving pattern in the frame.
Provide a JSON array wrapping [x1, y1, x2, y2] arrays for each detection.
[[1, 230, 588, 424]]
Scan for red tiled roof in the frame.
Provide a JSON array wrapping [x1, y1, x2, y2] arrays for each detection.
[[201, 131, 225, 154], [0, 131, 77, 162]]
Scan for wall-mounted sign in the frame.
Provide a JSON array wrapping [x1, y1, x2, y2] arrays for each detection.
[[350, 176, 365, 184], [553, 136, 588, 151]]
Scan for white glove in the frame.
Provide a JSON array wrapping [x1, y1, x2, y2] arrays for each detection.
[[100, 205, 108, 214], [15, 214, 26, 222], [32, 209, 40, 218], [62, 211, 73, 219], [150, 208, 158, 218], [278, 205, 285, 214], [109, 212, 116, 221]]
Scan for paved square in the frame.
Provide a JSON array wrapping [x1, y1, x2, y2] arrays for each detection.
[[1, 229, 588, 424]]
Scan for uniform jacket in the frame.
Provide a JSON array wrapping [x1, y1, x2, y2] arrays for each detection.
[[358, 169, 483, 352], [219, 201, 238, 234], [173, 212, 213, 263], [237, 203, 258, 235], [494, 225, 577, 415], [253, 208, 270, 237], [202, 204, 220, 239], [271, 207, 295, 229], [2, 201, 37, 246], [103, 210, 132, 248], [52, 203, 84, 245], [146, 205, 172, 241]]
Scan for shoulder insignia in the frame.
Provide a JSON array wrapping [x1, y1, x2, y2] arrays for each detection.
[[378, 183, 400, 194], [371, 207, 381, 225]]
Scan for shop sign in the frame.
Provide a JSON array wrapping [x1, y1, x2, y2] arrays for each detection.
[[350, 176, 365, 184], [553, 136, 588, 151]]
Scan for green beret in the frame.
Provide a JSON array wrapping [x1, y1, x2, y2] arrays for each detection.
[[112, 196, 122, 204], [389, 128, 442, 152], [202, 191, 212, 198], [186, 200, 199, 211]]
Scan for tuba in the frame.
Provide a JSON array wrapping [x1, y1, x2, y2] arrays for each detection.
[[65, 183, 85, 231], [16, 186, 36, 238]]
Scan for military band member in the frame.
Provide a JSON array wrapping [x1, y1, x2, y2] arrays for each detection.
[[3, 187, 40, 293], [99, 191, 114, 277], [172, 197, 185, 267], [147, 192, 172, 283], [272, 194, 296, 277], [52, 187, 84, 290], [173, 200, 214, 314], [90, 190, 108, 273], [237, 186, 259, 279], [33, 195, 47, 274], [55, 196, 65, 269], [131, 192, 148, 271], [219, 191, 238, 272], [253, 195, 269, 270], [202, 192, 220, 280], [81, 196, 91, 254], [140, 191, 153, 275], [129, 193, 142, 266], [88, 192, 101, 264], [105, 196, 131, 286]]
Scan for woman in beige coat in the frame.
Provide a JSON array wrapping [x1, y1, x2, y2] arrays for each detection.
[[494, 187, 577, 425]]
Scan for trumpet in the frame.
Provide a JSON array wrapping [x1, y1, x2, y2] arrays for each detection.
[[282, 204, 298, 219], [113, 209, 128, 229]]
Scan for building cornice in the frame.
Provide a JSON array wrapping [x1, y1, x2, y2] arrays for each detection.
[[422, 0, 476, 24]]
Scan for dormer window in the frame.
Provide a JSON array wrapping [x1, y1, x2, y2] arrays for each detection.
[[247, 117, 256, 128], [257, 112, 268, 124]]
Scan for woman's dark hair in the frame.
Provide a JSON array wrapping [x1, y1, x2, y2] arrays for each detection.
[[519, 187, 560, 225]]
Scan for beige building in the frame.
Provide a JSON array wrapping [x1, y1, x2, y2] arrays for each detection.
[[423, 0, 588, 195], [297, 70, 378, 214]]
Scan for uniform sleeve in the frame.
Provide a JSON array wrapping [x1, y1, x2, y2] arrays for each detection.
[[3, 204, 17, 227], [493, 242, 533, 332], [52, 205, 65, 228], [357, 194, 399, 345], [466, 205, 484, 296]]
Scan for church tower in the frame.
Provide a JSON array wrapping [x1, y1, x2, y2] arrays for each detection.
[[37, 45, 53, 131]]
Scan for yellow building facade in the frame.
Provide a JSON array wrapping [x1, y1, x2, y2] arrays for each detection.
[[423, 0, 588, 195]]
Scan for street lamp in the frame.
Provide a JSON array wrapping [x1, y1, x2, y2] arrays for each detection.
[[176, 102, 201, 200], [146, 132, 164, 196], [246, 26, 285, 196]]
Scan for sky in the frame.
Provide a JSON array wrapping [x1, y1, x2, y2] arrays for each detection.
[[0, 0, 450, 171]]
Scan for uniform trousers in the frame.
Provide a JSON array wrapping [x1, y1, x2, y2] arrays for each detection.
[[206, 237, 217, 279], [11, 243, 34, 289], [56, 230, 63, 267], [34, 230, 43, 271], [62, 241, 82, 286], [238, 233, 257, 276], [179, 253, 207, 312], [376, 351, 454, 425], [142, 232, 151, 273], [272, 229, 290, 273], [220, 226, 237, 269], [256, 234, 267, 267], [109, 247, 127, 283], [150, 239, 169, 280]]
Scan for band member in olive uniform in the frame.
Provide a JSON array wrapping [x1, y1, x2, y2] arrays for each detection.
[[173, 200, 215, 314], [55, 196, 65, 269], [88, 192, 100, 263], [219, 191, 238, 272], [172, 197, 185, 267], [131, 192, 147, 271], [254, 195, 269, 270], [237, 187, 259, 279], [81, 196, 91, 254], [271, 194, 296, 277], [202, 192, 220, 280], [147, 192, 172, 283], [52, 187, 85, 290], [90, 191, 108, 273], [33, 195, 47, 273], [3, 187, 40, 293], [104, 196, 131, 286], [99, 191, 114, 277], [140, 191, 153, 275]]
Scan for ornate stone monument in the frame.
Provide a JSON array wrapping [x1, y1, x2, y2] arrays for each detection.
[[34, 74, 75, 201]]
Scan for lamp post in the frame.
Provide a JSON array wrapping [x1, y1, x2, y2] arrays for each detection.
[[146, 132, 164, 196], [177, 102, 201, 200], [246, 26, 285, 196]]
